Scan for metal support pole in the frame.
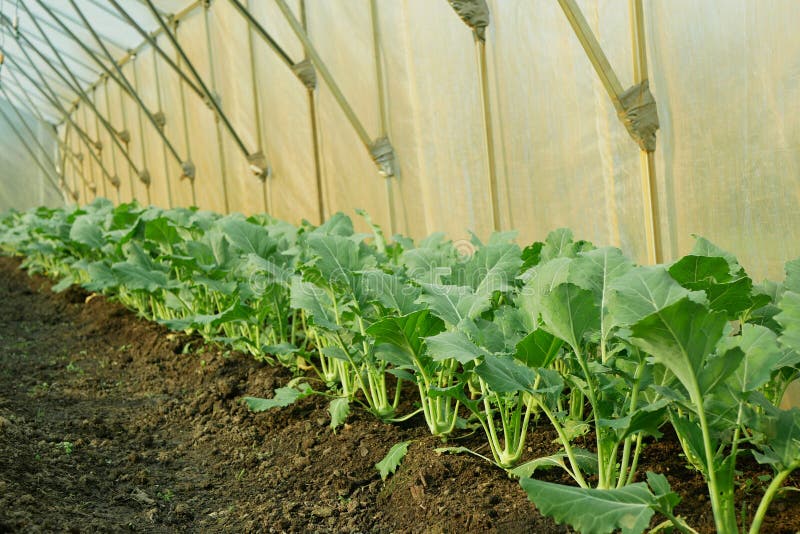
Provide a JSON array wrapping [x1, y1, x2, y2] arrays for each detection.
[[173, 21, 197, 205], [299, 0, 326, 223], [143, 0, 261, 176], [151, 37, 174, 208], [131, 57, 152, 205], [630, 0, 661, 263], [7, 7, 145, 182], [104, 81, 131, 200], [38, 0, 130, 51], [244, 0, 270, 214], [106, 0, 206, 101], [475, 36, 501, 232], [274, 0, 396, 178], [64, 0, 188, 178], [202, 2, 230, 213], [2, 50, 119, 189], [369, 0, 397, 234], [227, 0, 296, 69]]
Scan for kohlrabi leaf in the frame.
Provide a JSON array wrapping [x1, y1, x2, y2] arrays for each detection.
[[510, 448, 598, 478], [111, 261, 171, 292], [752, 408, 800, 470], [776, 291, 800, 351], [717, 324, 786, 392], [475, 354, 537, 393], [361, 270, 421, 315], [608, 266, 695, 327], [461, 243, 523, 296], [328, 397, 350, 432], [627, 298, 727, 397], [218, 217, 276, 259], [520, 478, 656, 534], [69, 215, 104, 249], [515, 329, 563, 368], [159, 303, 251, 331], [425, 331, 488, 364], [645, 471, 680, 514], [418, 284, 491, 326], [376, 441, 411, 481], [243, 383, 313, 412], [367, 310, 445, 367], [668, 255, 755, 318], [289, 277, 339, 330], [539, 283, 599, 351]]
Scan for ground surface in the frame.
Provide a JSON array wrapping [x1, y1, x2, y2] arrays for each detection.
[[0, 255, 798, 533]]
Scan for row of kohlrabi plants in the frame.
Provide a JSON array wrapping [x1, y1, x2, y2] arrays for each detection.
[[1, 198, 799, 533]]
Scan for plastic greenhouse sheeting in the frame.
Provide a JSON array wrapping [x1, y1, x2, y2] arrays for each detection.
[[0, 0, 798, 285]]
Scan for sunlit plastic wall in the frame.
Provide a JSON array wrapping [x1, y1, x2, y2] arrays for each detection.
[[0, 98, 61, 212], [58, 0, 800, 282]]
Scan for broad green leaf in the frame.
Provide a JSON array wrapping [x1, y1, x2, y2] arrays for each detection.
[[312, 211, 354, 236], [307, 234, 373, 288], [289, 277, 339, 330], [776, 291, 800, 351], [520, 478, 656, 534], [368, 310, 445, 367], [752, 408, 800, 470], [418, 284, 491, 326], [515, 329, 563, 368], [82, 261, 117, 292], [243, 384, 313, 412], [462, 243, 523, 296], [218, 217, 276, 259], [540, 228, 577, 261], [669, 255, 755, 318], [328, 397, 350, 432], [376, 441, 411, 481], [425, 331, 488, 364], [144, 217, 181, 249], [69, 215, 104, 249], [159, 303, 250, 331], [475, 355, 537, 393], [111, 261, 170, 292], [578, 247, 634, 333], [510, 448, 598, 478], [785, 258, 800, 293], [539, 283, 599, 351], [361, 270, 421, 315], [645, 472, 680, 514], [609, 266, 695, 327], [718, 324, 785, 392], [627, 298, 727, 396], [52, 274, 75, 293]]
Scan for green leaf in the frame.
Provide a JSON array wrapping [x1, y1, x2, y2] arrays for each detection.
[[159, 303, 251, 331], [520, 478, 656, 534], [539, 283, 599, 351], [785, 258, 800, 294], [627, 298, 727, 397], [144, 217, 181, 249], [668, 255, 755, 318], [376, 441, 411, 481], [418, 284, 491, 326], [510, 448, 598, 478], [609, 266, 694, 327], [82, 261, 117, 292], [243, 384, 313, 412], [425, 331, 488, 364], [111, 261, 171, 292], [463, 243, 523, 296], [515, 329, 563, 368], [218, 217, 276, 259], [645, 472, 680, 514], [290, 277, 339, 330], [69, 215, 104, 249], [718, 324, 785, 392], [776, 291, 800, 351], [475, 355, 537, 393], [753, 408, 800, 470], [328, 397, 350, 432], [361, 270, 421, 315], [367, 310, 445, 367]]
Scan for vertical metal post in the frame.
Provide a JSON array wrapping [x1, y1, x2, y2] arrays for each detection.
[[245, 0, 269, 214], [476, 35, 501, 232], [299, 0, 326, 223], [202, 2, 230, 213], [369, 0, 397, 235], [79, 105, 96, 201], [131, 56, 152, 205], [152, 38, 174, 208], [630, 0, 661, 264], [174, 21, 197, 206]]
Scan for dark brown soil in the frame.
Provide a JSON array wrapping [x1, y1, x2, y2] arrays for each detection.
[[0, 255, 798, 533]]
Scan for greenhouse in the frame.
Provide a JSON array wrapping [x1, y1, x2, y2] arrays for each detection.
[[0, 0, 799, 532]]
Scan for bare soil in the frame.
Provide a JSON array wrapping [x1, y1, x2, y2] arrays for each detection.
[[0, 256, 798, 533]]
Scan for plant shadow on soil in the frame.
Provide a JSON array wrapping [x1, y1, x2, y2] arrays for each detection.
[[0, 256, 798, 533]]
